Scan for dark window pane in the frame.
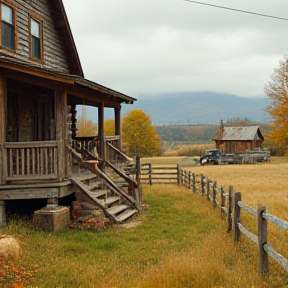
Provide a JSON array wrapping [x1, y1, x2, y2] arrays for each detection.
[[32, 36, 40, 59], [2, 21, 14, 49]]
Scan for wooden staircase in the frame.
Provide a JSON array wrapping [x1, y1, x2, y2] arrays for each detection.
[[70, 163, 139, 224]]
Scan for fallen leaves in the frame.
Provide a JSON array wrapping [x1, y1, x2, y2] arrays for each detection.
[[69, 217, 110, 230], [0, 259, 39, 288]]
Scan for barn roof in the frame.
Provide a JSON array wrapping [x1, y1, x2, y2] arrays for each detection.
[[212, 126, 264, 141]]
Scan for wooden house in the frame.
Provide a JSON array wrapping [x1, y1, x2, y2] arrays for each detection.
[[212, 122, 264, 154], [0, 0, 139, 228]]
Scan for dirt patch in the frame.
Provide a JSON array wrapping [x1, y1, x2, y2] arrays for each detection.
[[120, 220, 142, 229]]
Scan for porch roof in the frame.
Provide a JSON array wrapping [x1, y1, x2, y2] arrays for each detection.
[[0, 55, 136, 104]]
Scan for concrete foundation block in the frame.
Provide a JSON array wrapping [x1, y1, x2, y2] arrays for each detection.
[[34, 206, 70, 232]]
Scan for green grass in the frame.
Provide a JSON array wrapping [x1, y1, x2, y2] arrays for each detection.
[[1, 184, 287, 287]]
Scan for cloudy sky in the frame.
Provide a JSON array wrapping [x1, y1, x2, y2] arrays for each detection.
[[62, 0, 288, 99]]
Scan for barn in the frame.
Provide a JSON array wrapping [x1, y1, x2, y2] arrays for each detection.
[[212, 122, 265, 154], [0, 0, 139, 228]]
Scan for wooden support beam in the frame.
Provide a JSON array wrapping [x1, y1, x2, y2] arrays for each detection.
[[55, 90, 67, 181], [114, 106, 121, 150], [0, 200, 6, 227], [98, 103, 105, 161], [0, 76, 7, 184]]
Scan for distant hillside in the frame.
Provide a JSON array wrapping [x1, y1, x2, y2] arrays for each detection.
[[82, 91, 270, 125]]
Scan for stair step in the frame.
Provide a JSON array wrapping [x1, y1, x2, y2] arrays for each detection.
[[76, 173, 98, 182], [81, 201, 98, 210], [105, 196, 120, 206], [90, 190, 107, 198], [116, 209, 138, 223], [106, 205, 129, 215], [86, 182, 101, 191]]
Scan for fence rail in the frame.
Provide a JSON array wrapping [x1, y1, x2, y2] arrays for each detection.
[[176, 168, 288, 277], [140, 164, 179, 185]]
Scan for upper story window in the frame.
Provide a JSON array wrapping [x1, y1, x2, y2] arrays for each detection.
[[1, 3, 15, 50], [30, 17, 42, 60]]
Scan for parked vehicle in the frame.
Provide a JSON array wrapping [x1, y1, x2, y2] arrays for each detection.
[[199, 149, 270, 165]]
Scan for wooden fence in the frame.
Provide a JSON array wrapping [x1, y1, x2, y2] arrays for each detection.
[[140, 164, 179, 185], [177, 168, 288, 277]]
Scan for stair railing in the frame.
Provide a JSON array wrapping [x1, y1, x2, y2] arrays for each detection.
[[85, 161, 139, 210]]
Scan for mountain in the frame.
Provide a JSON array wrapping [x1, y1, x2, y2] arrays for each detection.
[[82, 91, 270, 125]]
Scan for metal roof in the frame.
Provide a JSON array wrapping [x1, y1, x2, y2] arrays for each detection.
[[221, 126, 264, 141], [212, 125, 264, 141]]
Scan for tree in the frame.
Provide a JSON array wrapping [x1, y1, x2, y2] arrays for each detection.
[[265, 58, 288, 155], [122, 110, 162, 157], [77, 119, 98, 136], [104, 119, 115, 136]]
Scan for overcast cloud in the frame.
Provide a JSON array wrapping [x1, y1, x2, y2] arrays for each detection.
[[62, 0, 288, 99]]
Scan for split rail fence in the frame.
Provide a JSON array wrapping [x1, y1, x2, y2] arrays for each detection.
[[140, 164, 288, 277], [177, 168, 288, 277]]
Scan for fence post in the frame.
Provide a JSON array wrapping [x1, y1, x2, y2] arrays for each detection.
[[135, 156, 141, 204], [207, 179, 210, 201], [258, 205, 269, 277], [177, 165, 180, 185], [213, 181, 217, 209], [188, 172, 191, 189], [227, 186, 233, 233], [184, 170, 187, 186], [201, 174, 205, 196], [193, 173, 196, 193], [233, 192, 241, 242], [149, 163, 152, 186], [220, 186, 225, 216]]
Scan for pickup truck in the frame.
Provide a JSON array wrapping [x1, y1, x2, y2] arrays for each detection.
[[199, 149, 270, 165]]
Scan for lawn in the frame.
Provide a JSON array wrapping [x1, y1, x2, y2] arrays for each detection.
[[1, 158, 288, 287]]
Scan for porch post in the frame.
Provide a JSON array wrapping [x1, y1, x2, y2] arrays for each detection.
[[114, 105, 121, 150], [0, 200, 6, 227], [0, 76, 7, 184], [98, 103, 105, 161], [55, 90, 67, 181]]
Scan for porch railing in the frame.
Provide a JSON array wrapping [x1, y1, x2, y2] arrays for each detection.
[[4, 141, 59, 181], [73, 135, 121, 163]]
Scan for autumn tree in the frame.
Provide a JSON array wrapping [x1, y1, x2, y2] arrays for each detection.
[[104, 119, 115, 136], [122, 110, 162, 157], [77, 118, 98, 136], [265, 58, 288, 155]]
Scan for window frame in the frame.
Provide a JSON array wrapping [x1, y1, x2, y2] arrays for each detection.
[[29, 13, 43, 62], [0, 1, 17, 52]]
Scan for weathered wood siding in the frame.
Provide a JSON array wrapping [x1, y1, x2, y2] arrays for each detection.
[[6, 0, 70, 73], [215, 140, 262, 154]]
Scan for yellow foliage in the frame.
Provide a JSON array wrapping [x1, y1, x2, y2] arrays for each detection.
[[265, 58, 288, 154], [77, 119, 98, 137], [104, 119, 115, 136], [122, 110, 162, 157]]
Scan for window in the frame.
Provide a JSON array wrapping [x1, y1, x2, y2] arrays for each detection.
[[1, 3, 15, 50], [30, 17, 41, 59]]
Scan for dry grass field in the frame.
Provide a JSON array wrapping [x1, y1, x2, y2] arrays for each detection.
[[185, 158, 288, 268], [1, 157, 288, 287]]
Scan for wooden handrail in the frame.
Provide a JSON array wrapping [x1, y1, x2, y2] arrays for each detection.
[[105, 161, 137, 196], [85, 161, 139, 210], [106, 142, 133, 162], [4, 141, 58, 148]]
